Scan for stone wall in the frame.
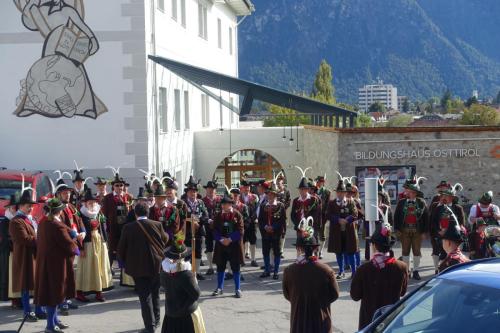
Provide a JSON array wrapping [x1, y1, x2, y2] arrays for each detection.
[[304, 126, 500, 207]]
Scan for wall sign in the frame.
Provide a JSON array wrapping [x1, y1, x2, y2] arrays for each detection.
[[13, 0, 107, 119], [355, 165, 416, 205], [354, 148, 480, 161]]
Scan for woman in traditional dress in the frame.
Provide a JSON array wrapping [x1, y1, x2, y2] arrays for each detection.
[[75, 189, 113, 302], [35, 198, 79, 333], [161, 234, 206, 333]]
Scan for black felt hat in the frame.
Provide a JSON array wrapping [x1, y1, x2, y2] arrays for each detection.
[[203, 179, 218, 189], [55, 178, 73, 193], [73, 169, 84, 183], [18, 189, 37, 205], [371, 222, 396, 248], [94, 177, 107, 186], [185, 176, 200, 191], [165, 234, 191, 260], [298, 177, 310, 189], [82, 188, 97, 202], [153, 185, 167, 197], [221, 194, 234, 204]]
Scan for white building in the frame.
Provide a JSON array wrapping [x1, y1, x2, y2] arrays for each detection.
[[0, 0, 254, 190], [358, 80, 398, 113]]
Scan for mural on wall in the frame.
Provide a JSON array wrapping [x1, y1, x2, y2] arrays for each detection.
[[13, 0, 107, 119]]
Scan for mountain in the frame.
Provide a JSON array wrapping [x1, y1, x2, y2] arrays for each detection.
[[238, 0, 500, 104]]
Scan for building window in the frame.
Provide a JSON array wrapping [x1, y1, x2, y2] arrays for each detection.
[[229, 97, 235, 123], [201, 94, 210, 127], [184, 91, 190, 130], [198, 2, 208, 40], [180, 0, 186, 27], [171, 0, 177, 21], [228, 27, 233, 55], [174, 89, 181, 131], [159, 87, 168, 132], [158, 0, 165, 11], [217, 18, 222, 49]]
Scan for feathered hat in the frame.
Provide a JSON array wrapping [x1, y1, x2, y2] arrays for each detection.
[[82, 188, 98, 202], [293, 216, 318, 247], [295, 166, 312, 189], [203, 176, 218, 189], [106, 166, 125, 185], [185, 176, 200, 191], [44, 197, 65, 215], [165, 232, 191, 260], [479, 191, 493, 205], [93, 177, 107, 186], [17, 173, 37, 205], [72, 160, 86, 183], [403, 174, 426, 196], [439, 183, 463, 198], [334, 171, 347, 192]]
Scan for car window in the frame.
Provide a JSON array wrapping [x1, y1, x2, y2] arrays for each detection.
[[377, 278, 500, 333], [0, 179, 30, 199], [35, 176, 51, 199]]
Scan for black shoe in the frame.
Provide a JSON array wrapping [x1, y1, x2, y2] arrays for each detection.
[[234, 290, 242, 298], [25, 312, 38, 322], [280, 254, 285, 259], [212, 288, 223, 296], [260, 265, 266, 270], [273, 273, 279, 280], [260, 272, 270, 278], [245, 253, 250, 259], [66, 301, 78, 310], [196, 273, 206, 281], [345, 266, 351, 272], [200, 260, 205, 267], [59, 306, 69, 316], [412, 271, 421, 280], [45, 328, 64, 333], [336, 273, 345, 279], [36, 312, 47, 319], [56, 322, 70, 329], [225, 272, 233, 280], [206, 268, 214, 275], [251, 260, 259, 267]]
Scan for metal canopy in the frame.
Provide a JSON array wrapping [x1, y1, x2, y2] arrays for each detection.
[[148, 55, 357, 122]]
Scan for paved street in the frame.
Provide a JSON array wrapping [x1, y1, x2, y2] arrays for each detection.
[[0, 231, 436, 333]]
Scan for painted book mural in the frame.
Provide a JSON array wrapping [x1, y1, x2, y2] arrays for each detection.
[[14, 0, 107, 119]]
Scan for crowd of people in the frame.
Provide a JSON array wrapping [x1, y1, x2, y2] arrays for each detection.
[[0, 165, 499, 333]]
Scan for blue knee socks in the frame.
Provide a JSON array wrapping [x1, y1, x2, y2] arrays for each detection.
[[233, 271, 241, 291], [46, 306, 56, 330], [21, 290, 31, 315], [355, 251, 361, 268], [336, 253, 344, 273], [263, 255, 270, 273], [217, 271, 225, 290], [273, 255, 281, 274]]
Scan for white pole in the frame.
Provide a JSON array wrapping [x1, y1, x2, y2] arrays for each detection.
[[365, 178, 379, 237]]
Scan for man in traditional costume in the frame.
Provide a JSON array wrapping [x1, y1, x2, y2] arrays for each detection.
[[102, 173, 131, 273], [94, 177, 108, 205], [71, 168, 87, 208], [315, 175, 331, 259], [184, 176, 209, 281], [429, 183, 465, 273], [327, 177, 358, 279], [201, 179, 221, 275], [0, 194, 17, 302], [75, 189, 113, 302], [9, 186, 46, 322], [35, 198, 79, 333], [438, 212, 469, 272], [240, 179, 259, 267], [346, 182, 363, 268], [211, 195, 244, 298], [55, 178, 86, 314], [468, 191, 500, 228], [258, 181, 286, 279], [350, 221, 408, 330], [394, 176, 429, 280], [291, 172, 320, 234], [283, 216, 339, 333], [276, 174, 291, 258]]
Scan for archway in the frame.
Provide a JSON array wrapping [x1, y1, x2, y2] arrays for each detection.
[[213, 149, 284, 188]]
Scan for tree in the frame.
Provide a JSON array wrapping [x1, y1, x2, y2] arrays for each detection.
[[355, 113, 373, 128], [402, 98, 410, 113], [465, 96, 478, 107], [262, 104, 311, 127], [440, 90, 452, 110], [368, 102, 386, 114], [311, 59, 335, 105], [386, 114, 413, 127], [460, 104, 500, 126]]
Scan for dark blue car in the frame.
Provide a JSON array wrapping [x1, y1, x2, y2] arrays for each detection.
[[359, 258, 500, 333]]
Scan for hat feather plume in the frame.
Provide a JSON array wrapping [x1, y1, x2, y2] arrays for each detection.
[[20, 173, 34, 193], [53, 170, 72, 181], [487, 190, 493, 198], [372, 204, 389, 224], [83, 177, 93, 185], [295, 166, 311, 178], [105, 165, 121, 176], [444, 205, 459, 225], [452, 183, 463, 193], [73, 160, 85, 172]]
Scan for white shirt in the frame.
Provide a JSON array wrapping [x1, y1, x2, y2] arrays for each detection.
[[468, 203, 500, 226], [298, 193, 311, 202]]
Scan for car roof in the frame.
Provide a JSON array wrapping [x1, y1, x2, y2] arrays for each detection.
[[0, 169, 44, 181], [437, 258, 500, 289]]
